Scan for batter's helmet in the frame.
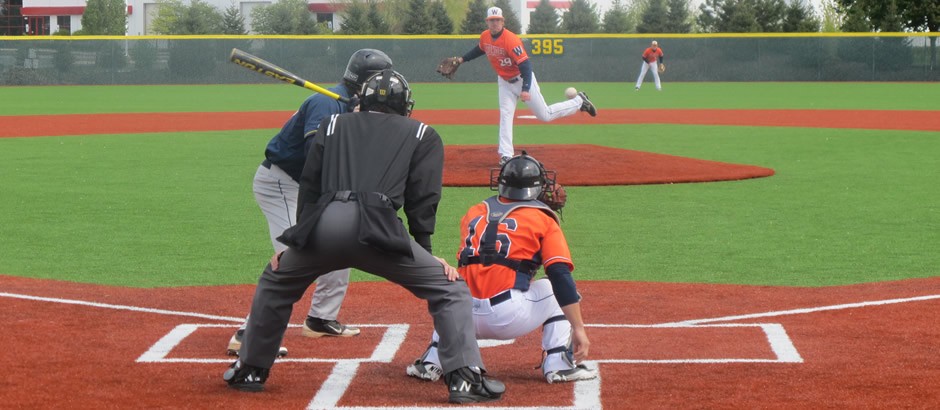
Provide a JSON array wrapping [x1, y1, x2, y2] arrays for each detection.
[[492, 151, 556, 201], [343, 49, 393, 91], [359, 69, 415, 117]]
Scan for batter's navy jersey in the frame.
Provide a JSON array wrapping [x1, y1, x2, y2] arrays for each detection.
[[263, 84, 352, 182]]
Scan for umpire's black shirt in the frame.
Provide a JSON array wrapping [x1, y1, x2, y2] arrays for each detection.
[[286, 111, 444, 254]]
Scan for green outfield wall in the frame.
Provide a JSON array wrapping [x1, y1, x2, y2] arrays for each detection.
[[1, 33, 937, 85]]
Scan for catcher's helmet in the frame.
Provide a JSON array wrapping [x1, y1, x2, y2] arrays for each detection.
[[359, 69, 415, 117], [343, 49, 393, 91], [493, 152, 555, 201]]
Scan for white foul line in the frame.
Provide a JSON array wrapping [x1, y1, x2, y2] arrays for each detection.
[[659, 294, 940, 326], [0, 292, 243, 322]]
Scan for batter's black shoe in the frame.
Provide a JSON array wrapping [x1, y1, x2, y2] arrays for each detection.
[[302, 316, 360, 338], [227, 329, 288, 357], [445, 367, 505, 404], [578, 92, 597, 117], [223, 360, 269, 392]]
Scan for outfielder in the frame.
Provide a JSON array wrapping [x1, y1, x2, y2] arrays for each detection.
[[635, 40, 665, 91], [224, 70, 505, 404], [406, 152, 597, 384], [226, 49, 393, 356], [436, 7, 597, 165]]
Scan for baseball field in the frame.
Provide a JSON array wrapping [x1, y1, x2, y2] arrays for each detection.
[[1, 81, 938, 408]]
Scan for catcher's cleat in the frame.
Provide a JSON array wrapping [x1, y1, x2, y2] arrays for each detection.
[[223, 360, 269, 392], [445, 367, 505, 404], [227, 329, 288, 357], [406, 359, 444, 382], [577, 92, 597, 117], [545, 363, 597, 384], [302, 317, 360, 338]]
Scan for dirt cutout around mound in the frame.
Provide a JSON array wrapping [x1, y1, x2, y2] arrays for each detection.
[[444, 144, 774, 186]]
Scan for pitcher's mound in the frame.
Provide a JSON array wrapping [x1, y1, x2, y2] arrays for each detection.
[[443, 144, 774, 186]]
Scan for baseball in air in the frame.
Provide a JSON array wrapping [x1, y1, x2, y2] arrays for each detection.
[[564, 87, 578, 99]]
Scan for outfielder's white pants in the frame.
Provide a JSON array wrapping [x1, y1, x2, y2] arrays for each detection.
[[420, 278, 575, 374], [250, 163, 350, 322], [497, 73, 583, 159], [636, 61, 662, 90]]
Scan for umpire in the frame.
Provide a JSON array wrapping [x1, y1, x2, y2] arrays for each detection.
[[223, 70, 505, 404]]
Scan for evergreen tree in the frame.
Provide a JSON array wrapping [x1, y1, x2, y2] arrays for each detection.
[[696, 0, 723, 33], [82, 0, 127, 35], [560, 0, 599, 33], [401, 0, 432, 34], [753, 0, 786, 32], [340, 0, 371, 34], [221, 2, 247, 34], [602, 0, 632, 33], [528, 0, 559, 34], [366, 0, 390, 34], [428, 1, 454, 34], [151, 0, 223, 34], [251, 0, 320, 34], [460, 0, 489, 34], [782, 0, 820, 32], [725, 1, 760, 32], [637, 0, 668, 33], [664, 0, 691, 33], [493, 0, 522, 33]]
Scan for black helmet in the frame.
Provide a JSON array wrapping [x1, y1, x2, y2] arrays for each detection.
[[491, 151, 555, 201], [343, 49, 393, 91], [359, 69, 415, 117]]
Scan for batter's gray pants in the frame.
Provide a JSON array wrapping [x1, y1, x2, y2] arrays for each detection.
[[253, 163, 349, 321], [239, 201, 483, 373]]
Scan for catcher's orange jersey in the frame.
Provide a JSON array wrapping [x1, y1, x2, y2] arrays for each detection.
[[456, 198, 574, 299], [478, 29, 529, 81], [642, 47, 664, 63]]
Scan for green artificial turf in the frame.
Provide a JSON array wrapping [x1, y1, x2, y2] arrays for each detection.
[[1, 82, 938, 115], [0, 82, 937, 288]]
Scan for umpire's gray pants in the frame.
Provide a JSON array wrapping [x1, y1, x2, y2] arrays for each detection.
[[253, 163, 349, 321], [239, 201, 483, 373]]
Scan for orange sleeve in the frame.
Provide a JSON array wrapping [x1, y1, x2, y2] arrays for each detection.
[[538, 214, 574, 271]]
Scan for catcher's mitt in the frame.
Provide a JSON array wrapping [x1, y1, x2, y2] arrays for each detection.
[[437, 57, 461, 79], [658, 63, 666, 74], [538, 184, 567, 213]]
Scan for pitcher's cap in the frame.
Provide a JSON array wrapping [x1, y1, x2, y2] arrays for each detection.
[[486, 7, 504, 20]]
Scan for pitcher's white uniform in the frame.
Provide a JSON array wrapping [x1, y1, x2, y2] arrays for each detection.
[[459, 7, 589, 162]]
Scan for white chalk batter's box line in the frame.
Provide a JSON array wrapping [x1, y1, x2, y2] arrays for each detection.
[[137, 322, 803, 364], [137, 323, 409, 364], [137, 322, 797, 410], [10, 290, 939, 410]]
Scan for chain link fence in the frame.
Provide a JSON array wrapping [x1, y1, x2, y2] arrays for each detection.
[[1, 34, 937, 86]]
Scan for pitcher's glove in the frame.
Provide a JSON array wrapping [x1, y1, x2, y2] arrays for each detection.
[[538, 184, 567, 213], [658, 63, 666, 73], [437, 57, 461, 79]]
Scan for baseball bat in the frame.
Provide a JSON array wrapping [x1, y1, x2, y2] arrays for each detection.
[[229, 48, 351, 104]]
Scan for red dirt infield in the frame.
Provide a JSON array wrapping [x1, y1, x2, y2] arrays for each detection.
[[3, 108, 938, 139], [1, 274, 938, 408]]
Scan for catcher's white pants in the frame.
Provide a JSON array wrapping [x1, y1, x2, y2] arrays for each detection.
[[248, 163, 350, 323], [497, 73, 583, 159], [636, 61, 662, 90], [420, 278, 575, 374]]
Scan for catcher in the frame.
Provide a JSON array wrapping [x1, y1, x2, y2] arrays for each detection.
[[406, 152, 596, 384]]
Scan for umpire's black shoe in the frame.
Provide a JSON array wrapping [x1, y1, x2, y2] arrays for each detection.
[[445, 367, 505, 404], [578, 92, 597, 117], [223, 360, 270, 392]]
